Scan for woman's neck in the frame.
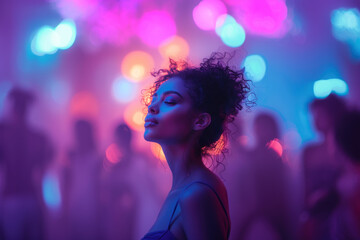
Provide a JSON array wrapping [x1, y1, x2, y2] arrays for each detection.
[[161, 143, 206, 190]]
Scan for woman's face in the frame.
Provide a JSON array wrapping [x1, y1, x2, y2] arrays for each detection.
[[144, 77, 198, 144]]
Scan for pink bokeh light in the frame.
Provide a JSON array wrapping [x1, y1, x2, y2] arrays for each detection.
[[137, 10, 177, 47], [234, 0, 289, 37], [89, 6, 137, 46], [192, 0, 227, 31], [52, 0, 99, 19]]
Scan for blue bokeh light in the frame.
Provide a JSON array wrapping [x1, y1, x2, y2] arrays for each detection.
[[242, 54, 267, 82], [42, 172, 61, 210], [112, 77, 138, 103], [215, 14, 246, 48], [31, 19, 77, 56], [54, 19, 77, 50], [31, 26, 58, 56], [331, 8, 360, 59], [0, 81, 12, 114], [313, 78, 348, 98]]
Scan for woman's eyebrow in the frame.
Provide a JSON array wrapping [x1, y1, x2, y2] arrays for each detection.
[[163, 91, 184, 99], [154, 91, 184, 99]]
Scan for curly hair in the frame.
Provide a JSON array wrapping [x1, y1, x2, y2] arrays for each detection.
[[143, 52, 253, 160]]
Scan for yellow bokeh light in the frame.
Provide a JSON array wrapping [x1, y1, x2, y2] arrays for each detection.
[[130, 64, 146, 80], [124, 103, 146, 131], [121, 51, 154, 82]]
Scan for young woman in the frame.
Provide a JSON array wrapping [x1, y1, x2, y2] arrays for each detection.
[[142, 52, 251, 240]]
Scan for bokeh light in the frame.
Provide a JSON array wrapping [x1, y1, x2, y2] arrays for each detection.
[[242, 54, 267, 82], [53, 0, 99, 19], [233, 0, 288, 37], [90, 6, 137, 46], [193, 0, 227, 31], [313, 78, 349, 99], [42, 171, 61, 211], [105, 143, 122, 164], [53, 19, 77, 49], [215, 14, 246, 47], [159, 36, 190, 60], [331, 8, 360, 59], [331, 8, 360, 42], [137, 10, 176, 47], [31, 19, 76, 56], [31, 26, 58, 56], [0, 81, 13, 113], [46, 78, 71, 106], [267, 138, 283, 157], [112, 77, 137, 103], [123, 103, 145, 131], [121, 51, 154, 82], [70, 91, 99, 118], [150, 142, 166, 162]]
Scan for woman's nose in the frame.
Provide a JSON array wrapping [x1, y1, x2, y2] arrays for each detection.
[[148, 102, 159, 114]]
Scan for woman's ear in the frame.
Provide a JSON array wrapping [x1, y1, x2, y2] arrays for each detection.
[[193, 113, 211, 131]]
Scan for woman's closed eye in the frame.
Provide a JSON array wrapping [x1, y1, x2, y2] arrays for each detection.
[[164, 100, 177, 105]]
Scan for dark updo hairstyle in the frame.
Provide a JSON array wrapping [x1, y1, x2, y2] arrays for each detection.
[[143, 52, 253, 159]]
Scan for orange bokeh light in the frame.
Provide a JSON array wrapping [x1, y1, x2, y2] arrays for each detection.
[[150, 142, 166, 162], [123, 103, 146, 131], [159, 36, 190, 60], [121, 51, 154, 82], [70, 91, 99, 118]]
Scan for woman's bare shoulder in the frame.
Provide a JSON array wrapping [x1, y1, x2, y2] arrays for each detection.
[[178, 174, 229, 239]]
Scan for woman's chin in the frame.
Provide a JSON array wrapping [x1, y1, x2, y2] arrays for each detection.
[[143, 132, 157, 142]]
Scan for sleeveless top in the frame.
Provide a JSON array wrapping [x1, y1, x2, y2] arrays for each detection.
[[141, 181, 231, 240]]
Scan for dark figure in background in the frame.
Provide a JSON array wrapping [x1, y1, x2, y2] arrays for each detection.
[[237, 112, 291, 240], [301, 94, 347, 240], [0, 88, 54, 240], [331, 110, 360, 239], [63, 119, 102, 240], [102, 123, 138, 240]]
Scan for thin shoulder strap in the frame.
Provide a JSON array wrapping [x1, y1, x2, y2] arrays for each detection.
[[167, 181, 231, 238]]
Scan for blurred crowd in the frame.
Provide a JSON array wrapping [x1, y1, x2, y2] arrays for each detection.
[[0, 87, 359, 240]]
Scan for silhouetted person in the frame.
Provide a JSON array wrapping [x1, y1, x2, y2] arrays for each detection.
[[63, 119, 102, 240], [102, 123, 138, 240], [0, 87, 54, 240], [331, 110, 360, 239], [301, 94, 347, 240], [237, 112, 291, 240]]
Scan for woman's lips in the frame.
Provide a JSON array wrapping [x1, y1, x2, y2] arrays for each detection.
[[144, 117, 158, 128], [144, 121, 157, 128]]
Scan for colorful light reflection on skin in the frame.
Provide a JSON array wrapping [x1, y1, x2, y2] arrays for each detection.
[[233, 0, 289, 37], [137, 10, 176, 47], [150, 142, 166, 162]]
